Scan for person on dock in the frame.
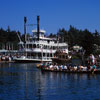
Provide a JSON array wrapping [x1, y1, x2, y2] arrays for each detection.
[[89, 54, 96, 65]]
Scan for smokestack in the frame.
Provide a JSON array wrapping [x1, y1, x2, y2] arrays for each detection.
[[24, 16, 27, 42], [37, 16, 40, 41]]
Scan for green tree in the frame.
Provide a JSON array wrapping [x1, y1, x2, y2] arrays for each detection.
[[81, 29, 94, 55]]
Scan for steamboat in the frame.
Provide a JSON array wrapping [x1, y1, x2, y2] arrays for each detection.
[[14, 16, 68, 62]]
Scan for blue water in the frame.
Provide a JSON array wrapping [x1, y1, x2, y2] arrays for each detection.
[[0, 63, 100, 100]]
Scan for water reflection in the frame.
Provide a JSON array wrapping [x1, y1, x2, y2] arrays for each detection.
[[0, 63, 100, 100], [39, 72, 100, 100]]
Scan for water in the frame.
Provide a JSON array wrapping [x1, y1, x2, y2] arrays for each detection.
[[0, 63, 100, 100]]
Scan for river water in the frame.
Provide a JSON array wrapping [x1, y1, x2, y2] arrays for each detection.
[[0, 63, 100, 100]]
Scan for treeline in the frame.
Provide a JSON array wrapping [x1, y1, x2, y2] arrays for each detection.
[[49, 25, 100, 56], [0, 27, 29, 43], [0, 25, 100, 56], [0, 27, 20, 49], [0, 27, 19, 43]]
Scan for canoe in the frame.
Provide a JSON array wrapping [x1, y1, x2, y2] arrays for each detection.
[[41, 67, 100, 74]]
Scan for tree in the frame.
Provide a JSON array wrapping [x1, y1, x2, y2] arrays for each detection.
[[93, 30, 100, 46], [81, 29, 94, 55]]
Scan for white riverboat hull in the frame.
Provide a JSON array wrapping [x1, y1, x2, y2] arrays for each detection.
[[13, 56, 52, 63]]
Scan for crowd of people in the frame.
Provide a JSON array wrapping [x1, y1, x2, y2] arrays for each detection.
[[41, 62, 97, 72], [40, 54, 99, 72], [0, 54, 12, 61], [41, 54, 97, 71]]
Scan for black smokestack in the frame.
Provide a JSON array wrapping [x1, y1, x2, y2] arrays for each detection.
[[37, 16, 40, 41], [24, 16, 27, 42]]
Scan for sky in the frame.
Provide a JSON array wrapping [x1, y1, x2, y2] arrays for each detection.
[[0, 0, 100, 35]]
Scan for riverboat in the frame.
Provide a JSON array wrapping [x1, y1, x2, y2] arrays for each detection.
[[14, 16, 68, 62]]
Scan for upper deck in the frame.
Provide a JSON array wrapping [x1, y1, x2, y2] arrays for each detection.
[[18, 29, 68, 53]]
